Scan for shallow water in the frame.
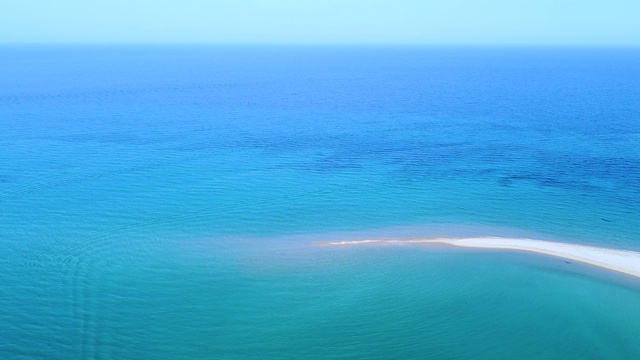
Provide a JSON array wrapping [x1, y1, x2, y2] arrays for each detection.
[[1, 46, 639, 359]]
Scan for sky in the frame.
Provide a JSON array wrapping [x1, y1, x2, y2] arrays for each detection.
[[1, 0, 639, 45]]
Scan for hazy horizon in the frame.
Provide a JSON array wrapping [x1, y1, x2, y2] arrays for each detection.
[[2, 0, 639, 46]]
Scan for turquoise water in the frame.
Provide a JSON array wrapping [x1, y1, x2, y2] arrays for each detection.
[[1, 46, 639, 358]]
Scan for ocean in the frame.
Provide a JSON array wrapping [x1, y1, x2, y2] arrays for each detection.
[[1, 45, 639, 359]]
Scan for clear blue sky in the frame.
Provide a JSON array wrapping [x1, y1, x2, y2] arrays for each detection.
[[1, 0, 639, 45]]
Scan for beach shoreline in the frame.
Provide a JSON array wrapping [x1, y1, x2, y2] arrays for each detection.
[[319, 237, 640, 280]]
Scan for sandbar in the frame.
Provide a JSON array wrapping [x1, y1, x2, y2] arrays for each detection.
[[322, 237, 640, 279]]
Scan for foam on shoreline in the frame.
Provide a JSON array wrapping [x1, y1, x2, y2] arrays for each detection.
[[321, 237, 640, 279]]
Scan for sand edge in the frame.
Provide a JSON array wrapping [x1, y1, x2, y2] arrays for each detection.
[[320, 237, 640, 279]]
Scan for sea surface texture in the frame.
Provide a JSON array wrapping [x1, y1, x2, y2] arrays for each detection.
[[1, 46, 639, 359]]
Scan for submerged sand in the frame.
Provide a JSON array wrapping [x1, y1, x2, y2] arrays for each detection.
[[323, 237, 640, 279]]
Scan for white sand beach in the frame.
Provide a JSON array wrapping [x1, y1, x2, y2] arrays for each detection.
[[323, 237, 640, 279]]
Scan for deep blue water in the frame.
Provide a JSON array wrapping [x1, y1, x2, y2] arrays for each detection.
[[1, 46, 639, 359]]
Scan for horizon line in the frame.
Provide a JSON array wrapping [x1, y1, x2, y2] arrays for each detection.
[[1, 42, 640, 48]]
